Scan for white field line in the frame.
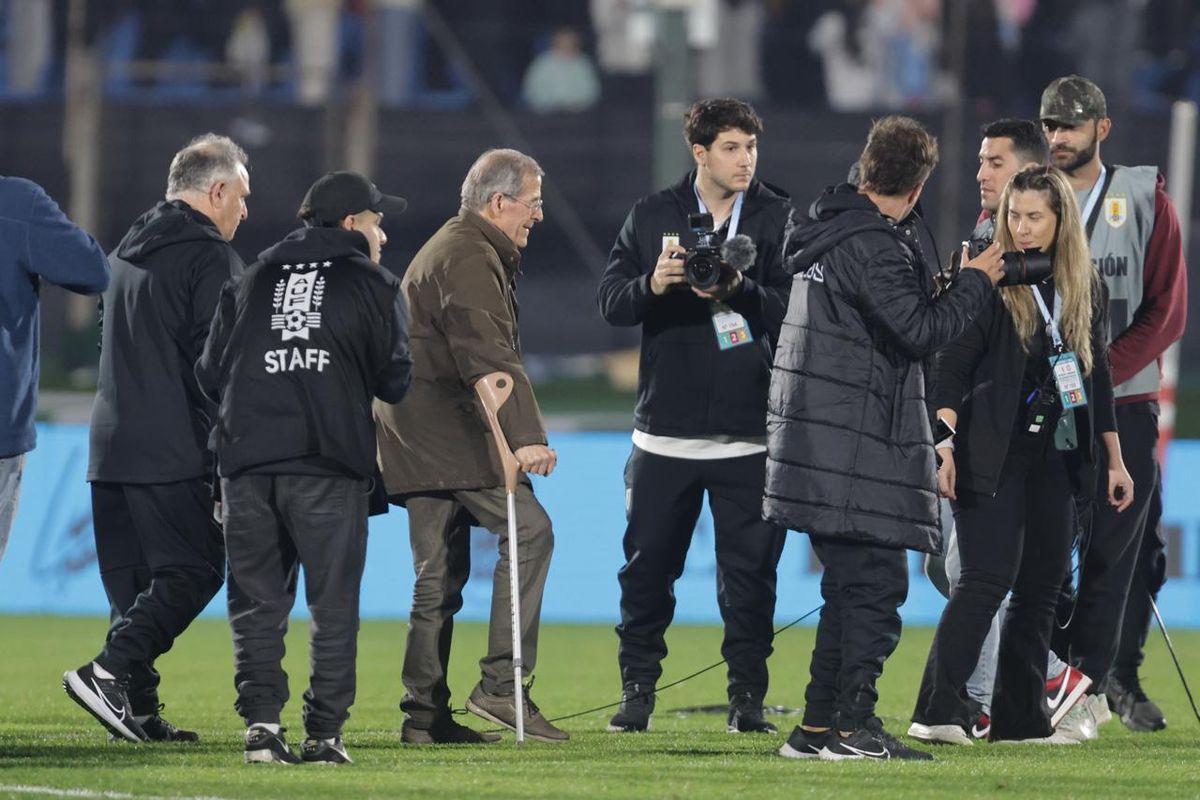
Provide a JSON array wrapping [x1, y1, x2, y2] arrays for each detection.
[[0, 785, 234, 800]]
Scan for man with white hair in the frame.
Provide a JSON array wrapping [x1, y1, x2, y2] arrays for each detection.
[[64, 133, 249, 744], [375, 148, 567, 744]]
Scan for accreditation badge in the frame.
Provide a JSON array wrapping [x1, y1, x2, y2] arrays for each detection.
[[711, 302, 752, 350], [1049, 352, 1088, 409]]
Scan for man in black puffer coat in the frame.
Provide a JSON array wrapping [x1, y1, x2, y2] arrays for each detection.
[[767, 117, 1004, 762]]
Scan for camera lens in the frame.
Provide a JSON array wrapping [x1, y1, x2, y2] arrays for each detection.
[[997, 251, 1053, 286], [685, 253, 720, 290]]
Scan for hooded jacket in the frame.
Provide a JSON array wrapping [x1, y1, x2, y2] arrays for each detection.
[[596, 171, 793, 437], [762, 184, 992, 554], [88, 200, 244, 484], [196, 226, 411, 480]]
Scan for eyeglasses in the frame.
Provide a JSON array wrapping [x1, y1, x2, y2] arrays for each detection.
[[504, 194, 544, 213]]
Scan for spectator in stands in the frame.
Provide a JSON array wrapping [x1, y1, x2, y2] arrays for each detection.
[[286, 0, 342, 105], [522, 27, 601, 113], [0, 177, 110, 564]]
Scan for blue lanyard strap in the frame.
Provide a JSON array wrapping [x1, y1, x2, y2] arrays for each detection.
[[1030, 284, 1064, 351], [694, 184, 744, 238]]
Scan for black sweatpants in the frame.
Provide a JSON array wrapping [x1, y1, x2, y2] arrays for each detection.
[[1113, 463, 1167, 682], [91, 480, 226, 716], [912, 437, 1073, 739], [615, 447, 786, 702], [223, 474, 368, 740], [1053, 402, 1160, 690], [803, 537, 908, 731]]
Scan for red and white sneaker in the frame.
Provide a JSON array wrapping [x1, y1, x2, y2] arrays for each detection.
[[971, 711, 991, 740], [1046, 666, 1092, 729]]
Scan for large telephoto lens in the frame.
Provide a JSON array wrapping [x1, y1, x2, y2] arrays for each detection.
[[997, 251, 1053, 286], [685, 251, 722, 290]]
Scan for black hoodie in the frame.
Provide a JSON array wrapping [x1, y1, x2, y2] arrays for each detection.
[[596, 171, 793, 437], [89, 200, 244, 484], [196, 226, 411, 480], [762, 183, 992, 554]]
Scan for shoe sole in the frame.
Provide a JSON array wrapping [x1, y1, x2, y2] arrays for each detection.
[[62, 671, 145, 744], [1049, 674, 1093, 729], [726, 724, 778, 734], [906, 722, 972, 746], [465, 698, 568, 743], [817, 747, 870, 762], [778, 743, 821, 759], [244, 749, 298, 764]]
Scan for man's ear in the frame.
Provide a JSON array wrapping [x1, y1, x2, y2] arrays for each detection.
[[340, 214, 357, 232], [692, 142, 707, 168], [1096, 118, 1112, 143], [209, 180, 226, 206]]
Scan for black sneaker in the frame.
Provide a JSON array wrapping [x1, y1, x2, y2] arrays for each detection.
[[62, 663, 147, 743], [134, 706, 199, 742], [607, 683, 655, 732], [819, 723, 934, 762], [244, 725, 302, 764], [300, 736, 352, 764], [1107, 674, 1167, 732], [727, 694, 778, 733], [400, 715, 502, 744], [466, 679, 569, 742], [778, 726, 830, 759]]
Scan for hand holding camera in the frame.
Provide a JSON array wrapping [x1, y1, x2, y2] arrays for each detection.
[[960, 241, 1007, 285], [650, 244, 688, 295]]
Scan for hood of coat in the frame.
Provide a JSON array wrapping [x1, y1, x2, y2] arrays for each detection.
[[256, 226, 373, 265], [115, 200, 228, 263]]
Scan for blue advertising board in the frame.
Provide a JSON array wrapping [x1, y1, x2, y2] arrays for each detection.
[[2, 424, 1198, 627]]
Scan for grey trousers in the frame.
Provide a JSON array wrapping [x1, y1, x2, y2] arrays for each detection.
[[0, 454, 24, 565], [400, 482, 554, 727], [223, 474, 369, 739]]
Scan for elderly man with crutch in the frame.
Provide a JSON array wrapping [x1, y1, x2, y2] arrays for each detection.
[[374, 148, 567, 745]]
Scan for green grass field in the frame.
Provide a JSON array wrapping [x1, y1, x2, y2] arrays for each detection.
[[0, 616, 1196, 799]]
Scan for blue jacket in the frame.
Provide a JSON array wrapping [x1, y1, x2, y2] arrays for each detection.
[[0, 177, 109, 457]]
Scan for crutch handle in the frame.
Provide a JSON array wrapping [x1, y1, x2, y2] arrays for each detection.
[[474, 371, 522, 494]]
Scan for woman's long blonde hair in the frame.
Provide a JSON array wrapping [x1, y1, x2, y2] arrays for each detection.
[[994, 166, 1099, 374]]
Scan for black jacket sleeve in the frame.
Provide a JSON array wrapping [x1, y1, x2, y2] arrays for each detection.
[[195, 276, 238, 404], [857, 243, 993, 362], [724, 205, 793, 342], [1089, 279, 1117, 435], [375, 288, 413, 404], [189, 246, 243, 366], [932, 296, 994, 413], [597, 206, 655, 326]]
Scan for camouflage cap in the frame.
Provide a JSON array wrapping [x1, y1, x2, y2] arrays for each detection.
[[1040, 75, 1107, 125]]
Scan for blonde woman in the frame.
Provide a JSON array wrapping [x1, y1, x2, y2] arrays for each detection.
[[910, 165, 1133, 743]]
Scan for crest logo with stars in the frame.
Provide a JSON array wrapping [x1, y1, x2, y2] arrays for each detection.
[[271, 262, 330, 341]]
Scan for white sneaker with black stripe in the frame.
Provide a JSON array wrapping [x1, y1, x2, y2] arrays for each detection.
[[62, 662, 147, 743]]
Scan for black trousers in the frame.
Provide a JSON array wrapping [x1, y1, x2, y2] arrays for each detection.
[[803, 537, 908, 731], [223, 474, 368, 739], [615, 447, 786, 702], [91, 480, 225, 716], [912, 437, 1073, 739], [1053, 402, 1160, 689], [1114, 464, 1167, 681]]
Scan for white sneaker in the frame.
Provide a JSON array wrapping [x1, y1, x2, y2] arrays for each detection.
[[1056, 701, 1099, 742], [907, 722, 973, 745], [1090, 693, 1113, 726], [995, 731, 1081, 745]]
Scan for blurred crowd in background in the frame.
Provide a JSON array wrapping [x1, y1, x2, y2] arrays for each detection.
[[2, 0, 1200, 115]]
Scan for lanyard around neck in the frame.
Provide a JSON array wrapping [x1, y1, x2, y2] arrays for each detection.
[[1079, 165, 1107, 228], [1030, 284, 1064, 351], [694, 184, 744, 239]]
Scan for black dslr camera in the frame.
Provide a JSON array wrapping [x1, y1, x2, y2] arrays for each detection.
[[966, 237, 1053, 286], [680, 213, 727, 291]]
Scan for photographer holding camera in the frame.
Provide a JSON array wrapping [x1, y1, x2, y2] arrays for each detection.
[[596, 98, 792, 734], [910, 166, 1133, 745]]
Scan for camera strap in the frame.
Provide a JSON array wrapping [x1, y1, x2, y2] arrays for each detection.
[[1080, 165, 1115, 239]]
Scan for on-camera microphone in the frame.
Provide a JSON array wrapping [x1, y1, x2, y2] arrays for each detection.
[[721, 234, 757, 272]]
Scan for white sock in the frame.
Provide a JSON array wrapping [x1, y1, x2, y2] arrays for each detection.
[[250, 722, 281, 734], [91, 662, 115, 680]]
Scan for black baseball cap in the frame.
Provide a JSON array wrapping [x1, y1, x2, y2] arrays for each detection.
[[1040, 75, 1107, 125], [299, 171, 407, 224]]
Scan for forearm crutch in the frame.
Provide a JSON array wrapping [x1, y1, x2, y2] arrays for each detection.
[[474, 371, 526, 744]]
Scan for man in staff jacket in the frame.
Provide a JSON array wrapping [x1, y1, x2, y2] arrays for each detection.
[[1041, 75, 1187, 734], [196, 170, 412, 764]]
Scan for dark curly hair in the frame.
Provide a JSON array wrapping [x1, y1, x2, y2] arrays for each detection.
[[857, 116, 939, 196], [683, 98, 763, 148]]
